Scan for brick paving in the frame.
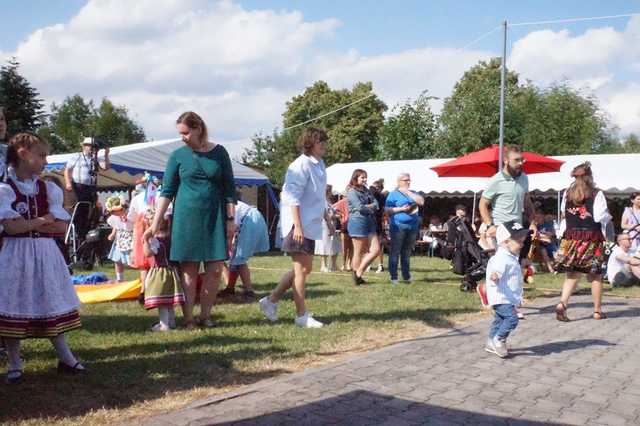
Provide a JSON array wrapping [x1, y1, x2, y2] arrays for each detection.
[[142, 295, 640, 425]]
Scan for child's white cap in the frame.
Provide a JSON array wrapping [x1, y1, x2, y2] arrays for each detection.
[[496, 220, 531, 245]]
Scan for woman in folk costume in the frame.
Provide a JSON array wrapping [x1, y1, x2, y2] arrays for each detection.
[[0, 133, 86, 384]]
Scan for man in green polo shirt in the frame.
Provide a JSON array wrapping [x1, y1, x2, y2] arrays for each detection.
[[479, 144, 533, 236]]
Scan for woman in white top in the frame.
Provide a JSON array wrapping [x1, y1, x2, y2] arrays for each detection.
[[621, 192, 640, 251], [259, 128, 331, 328]]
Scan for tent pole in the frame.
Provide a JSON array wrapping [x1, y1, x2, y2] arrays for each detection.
[[472, 191, 477, 225], [557, 190, 561, 223], [498, 20, 507, 171]]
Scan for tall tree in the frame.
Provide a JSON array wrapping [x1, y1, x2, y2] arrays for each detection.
[[375, 92, 438, 160], [621, 133, 640, 153], [436, 59, 618, 157], [39, 95, 145, 153], [437, 58, 526, 157], [520, 83, 617, 155], [244, 81, 386, 186], [0, 58, 45, 134]]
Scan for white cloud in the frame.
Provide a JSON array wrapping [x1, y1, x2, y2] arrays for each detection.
[[5, 0, 640, 142], [603, 83, 640, 135]]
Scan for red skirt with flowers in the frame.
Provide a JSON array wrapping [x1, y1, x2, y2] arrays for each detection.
[[554, 229, 605, 274]]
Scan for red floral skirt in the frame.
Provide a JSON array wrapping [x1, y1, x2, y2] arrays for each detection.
[[554, 229, 604, 274]]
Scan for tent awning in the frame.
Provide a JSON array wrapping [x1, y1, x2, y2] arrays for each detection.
[[46, 138, 270, 187], [326, 153, 640, 196]]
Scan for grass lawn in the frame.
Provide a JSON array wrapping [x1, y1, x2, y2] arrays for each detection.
[[1, 254, 638, 425]]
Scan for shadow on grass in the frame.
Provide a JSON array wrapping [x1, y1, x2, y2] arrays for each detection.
[[317, 307, 478, 329], [0, 328, 294, 423]]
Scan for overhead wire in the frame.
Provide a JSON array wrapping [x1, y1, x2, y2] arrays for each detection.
[[509, 13, 640, 27]]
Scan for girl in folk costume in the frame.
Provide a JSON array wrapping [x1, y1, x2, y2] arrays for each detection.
[[142, 207, 184, 331], [128, 173, 162, 292], [0, 133, 86, 384], [106, 196, 133, 282], [554, 162, 612, 322]]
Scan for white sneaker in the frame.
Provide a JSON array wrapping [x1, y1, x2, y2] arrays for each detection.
[[376, 264, 384, 273], [402, 277, 414, 284], [151, 323, 171, 332], [294, 312, 324, 328], [390, 279, 399, 286], [259, 296, 278, 322], [485, 336, 508, 358], [320, 266, 329, 273]]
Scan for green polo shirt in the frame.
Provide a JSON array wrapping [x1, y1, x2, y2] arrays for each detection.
[[482, 170, 529, 225]]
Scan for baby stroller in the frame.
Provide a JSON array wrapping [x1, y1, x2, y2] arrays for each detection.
[[69, 224, 112, 270], [444, 216, 493, 292]]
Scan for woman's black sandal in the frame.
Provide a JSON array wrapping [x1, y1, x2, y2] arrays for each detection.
[[6, 369, 23, 384], [57, 361, 86, 375]]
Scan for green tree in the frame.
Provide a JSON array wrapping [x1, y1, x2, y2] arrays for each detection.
[[437, 58, 527, 156], [244, 81, 386, 186], [437, 58, 619, 157], [39, 95, 145, 153], [621, 133, 640, 153], [520, 83, 617, 155], [0, 58, 45, 134], [375, 92, 438, 160]]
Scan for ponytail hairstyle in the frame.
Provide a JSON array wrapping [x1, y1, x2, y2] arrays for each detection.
[[566, 162, 595, 206], [7, 132, 45, 167], [176, 111, 208, 143], [348, 169, 367, 190]]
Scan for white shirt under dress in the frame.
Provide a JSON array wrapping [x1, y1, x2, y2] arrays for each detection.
[[0, 171, 80, 321], [279, 154, 327, 241]]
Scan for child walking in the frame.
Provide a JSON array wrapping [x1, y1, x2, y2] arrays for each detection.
[[142, 208, 184, 331], [0, 133, 85, 383], [106, 196, 133, 282], [484, 220, 531, 358]]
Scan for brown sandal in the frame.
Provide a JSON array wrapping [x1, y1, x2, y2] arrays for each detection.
[[555, 302, 570, 322], [593, 311, 607, 320]]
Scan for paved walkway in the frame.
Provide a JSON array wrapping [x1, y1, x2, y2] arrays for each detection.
[[144, 295, 640, 426]]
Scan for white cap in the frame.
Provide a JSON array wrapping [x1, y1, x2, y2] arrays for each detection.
[[82, 137, 93, 146], [496, 220, 531, 245]]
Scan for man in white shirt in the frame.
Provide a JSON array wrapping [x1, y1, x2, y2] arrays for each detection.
[[607, 233, 640, 287], [64, 137, 110, 238]]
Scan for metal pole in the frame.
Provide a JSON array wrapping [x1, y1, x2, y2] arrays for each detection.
[[472, 191, 477, 225], [498, 20, 507, 171]]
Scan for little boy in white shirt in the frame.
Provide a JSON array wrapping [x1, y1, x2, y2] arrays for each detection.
[[484, 220, 531, 358]]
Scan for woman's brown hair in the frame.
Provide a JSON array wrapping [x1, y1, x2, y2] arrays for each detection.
[[348, 169, 367, 189], [297, 127, 328, 155], [176, 111, 208, 142], [7, 132, 45, 167], [566, 162, 595, 206]]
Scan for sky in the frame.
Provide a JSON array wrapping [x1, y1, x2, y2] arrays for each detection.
[[1, 0, 639, 151]]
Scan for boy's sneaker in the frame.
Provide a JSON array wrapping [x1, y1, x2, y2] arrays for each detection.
[[401, 277, 413, 284], [294, 312, 324, 328], [485, 337, 508, 358], [259, 297, 278, 322], [390, 279, 399, 286], [376, 264, 384, 273]]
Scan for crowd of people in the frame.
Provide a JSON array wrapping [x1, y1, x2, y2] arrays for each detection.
[[1, 103, 639, 382]]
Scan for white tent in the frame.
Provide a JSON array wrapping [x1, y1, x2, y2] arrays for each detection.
[[326, 153, 640, 197], [45, 138, 270, 188]]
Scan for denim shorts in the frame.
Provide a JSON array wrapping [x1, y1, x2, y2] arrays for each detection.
[[347, 216, 378, 238]]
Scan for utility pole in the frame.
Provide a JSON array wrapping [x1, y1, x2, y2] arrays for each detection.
[[498, 20, 507, 171]]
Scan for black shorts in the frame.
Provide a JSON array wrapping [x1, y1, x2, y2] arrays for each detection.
[[281, 228, 315, 255]]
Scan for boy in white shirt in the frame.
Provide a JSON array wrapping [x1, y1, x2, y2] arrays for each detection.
[[484, 220, 531, 358]]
